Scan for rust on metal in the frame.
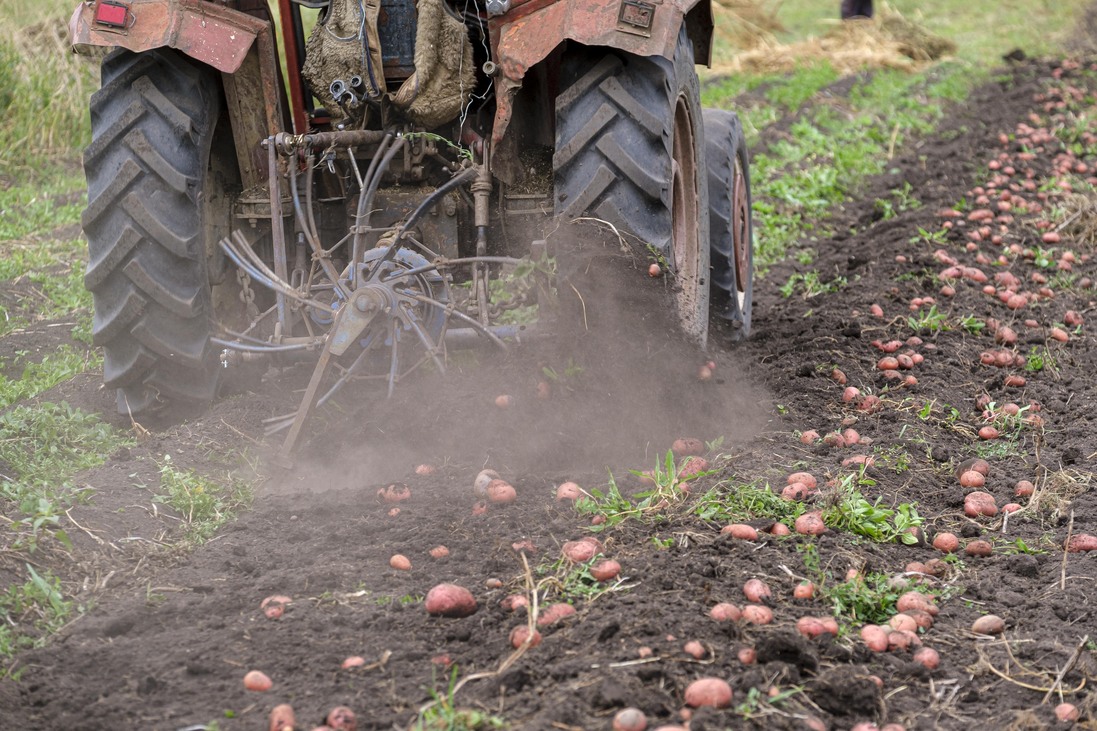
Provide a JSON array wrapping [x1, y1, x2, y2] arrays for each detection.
[[275, 0, 308, 133], [487, 0, 704, 161]]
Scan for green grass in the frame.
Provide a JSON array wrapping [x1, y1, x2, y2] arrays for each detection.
[[0, 564, 73, 665], [695, 479, 806, 526], [0, 402, 132, 551], [154, 455, 253, 544], [0, 345, 95, 409]]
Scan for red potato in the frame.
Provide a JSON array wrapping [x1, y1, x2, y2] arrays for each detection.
[[964, 491, 998, 517], [1014, 480, 1035, 497], [377, 483, 411, 503], [787, 472, 818, 489], [1049, 327, 1070, 342], [536, 380, 552, 400], [414, 463, 436, 476], [1004, 374, 1026, 387], [932, 532, 960, 553], [769, 522, 791, 536], [243, 669, 273, 692], [800, 430, 820, 444], [742, 578, 772, 603], [555, 481, 582, 502], [537, 602, 577, 626], [1066, 534, 1097, 552], [831, 368, 848, 385], [887, 629, 919, 651], [971, 614, 1005, 635], [678, 456, 710, 479], [796, 616, 838, 638], [1055, 703, 1080, 722], [782, 482, 813, 501], [877, 356, 900, 372], [794, 511, 826, 536], [913, 646, 940, 670], [870, 303, 884, 317], [424, 583, 477, 618], [965, 540, 993, 557], [327, 706, 357, 731], [342, 656, 366, 669], [509, 625, 542, 648], [697, 364, 713, 381], [822, 432, 847, 448], [431, 653, 453, 668], [842, 428, 861, 445], [484, 578, 504, 589], [684, 677, 733, 708], [897, 591, 937, 615], [959, 470, 985, 488], [741, 605, 773, 625], [389, 554, 412, 571], [721, 523, 759, 541], [737, 646, 757, 664], [648, 263, 661, 277], [388, 507, 401, 517], [494, 394, 514, 409], [861, 624, 890, 653], [794, 581, 815, 600], [889, 614, 918, 633], [842, 386, 861, 403], [709, 603, 741, 622], [511, 540, 536, 554], [906, 609, 935, 630], [269, 704, 296, 731], [501, 594, 528, 611], [261, 594, 291, 620], [683, 640, 706, 659], [486, 479, 517, 503], [1001, 502, 1022, 513], [613, 708, 648, 731], [590, 559, 621, 582], [562, 537, 602, 563], [429, 545, 450, 559], [978, 425, 1000, 440], [671, 437, 704, 457], [473, 469, 501, 496]]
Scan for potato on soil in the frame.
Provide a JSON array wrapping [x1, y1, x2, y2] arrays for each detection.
[[537, 602, 577, 626], [429, 545, 450, 559], [794, 581, 815, 600], [965, 540, 993, 557], [796, 616, 838, 638], [473, 469, 500, 496], [562, 537, 602, 563], [555, 481, 582, 502], [741, 605, 773, 625], [964, 491, 998, 517], [787, 472, 817, 488], [671, 437, 704, 457], [683, 640, 706, 659], [243, 669, 272, 691], [1055, 703, 1080, 722], [684, 677, 733, 708], [1066, 534, 1097, 552], [721, 523, 758, 541], [932, 532, 959, 553], [861, 625, 889, 652], [261, 594, 291, 619], [389, 554, 412, 571], [742, 578, 772, 603], [509, 625, 542, 648], [972, 614, 1006, 635], [424, 583, 477, 617], [414, 463, 436, 476], [501, 594, 528, 611], [795, 511, 826, 536], [709, 602, 741, 622], [913, 646, 940, 670], [326, 706, 357, 731], [678, 456, 710, 479], [613, 707, 648, 731], [269, 703, 296, 731], [486, 479, 517, 503], [590, 559, 621, 582], [342, 656, 366, 669], [377, 483, 411, 503]]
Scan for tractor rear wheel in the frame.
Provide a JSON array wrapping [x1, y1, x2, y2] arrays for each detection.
[[703, 109, 754, 340], [553, 27, 710, 346], [82, 48, 234, 414]]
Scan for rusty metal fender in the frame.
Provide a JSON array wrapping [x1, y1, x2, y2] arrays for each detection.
[[488, 0, 712, 155], [70, 0, 286, 188]]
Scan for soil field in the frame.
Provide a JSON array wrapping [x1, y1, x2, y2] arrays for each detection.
[[2, 44, 1097, 731]]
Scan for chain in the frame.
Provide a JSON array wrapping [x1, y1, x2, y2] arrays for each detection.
[[236, 268, 260, 318]]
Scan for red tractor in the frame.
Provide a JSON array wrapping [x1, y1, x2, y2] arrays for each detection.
[[69, 0, 753, 451]]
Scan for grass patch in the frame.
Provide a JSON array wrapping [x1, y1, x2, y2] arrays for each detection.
[[0, 345, 95, 409], [821, 471, 923, 544], [0, 402, 131, 551], [0, 564, 73, 665], [695, 479, 806, 525], [154, 455, 253, 544]]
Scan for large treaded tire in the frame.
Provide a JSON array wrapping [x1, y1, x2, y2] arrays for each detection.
[[703, 109, 754, 341], [82, 48, 222, 414], [553, 27, 710, 345]]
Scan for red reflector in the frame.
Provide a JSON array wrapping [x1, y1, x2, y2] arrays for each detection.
[[95, 1, 129, 28]]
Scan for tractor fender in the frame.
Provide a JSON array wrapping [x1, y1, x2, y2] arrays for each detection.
[[71, 0, 286, 188], [488, 0, 712, 163]]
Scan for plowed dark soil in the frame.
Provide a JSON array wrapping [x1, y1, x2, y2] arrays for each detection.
[[2, 55, 1097, 731]]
